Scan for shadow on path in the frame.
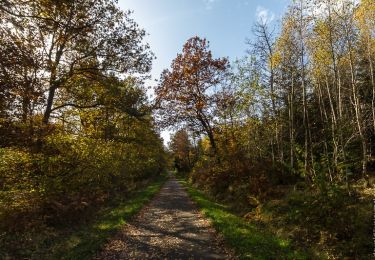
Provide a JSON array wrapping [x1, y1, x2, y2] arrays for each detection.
[[95, 175, 232, 259]]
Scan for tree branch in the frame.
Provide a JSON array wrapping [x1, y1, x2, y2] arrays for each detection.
[[51, 102, 101, 112]]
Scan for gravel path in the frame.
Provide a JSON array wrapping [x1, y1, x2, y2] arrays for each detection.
[[95, 176, 232, 259]]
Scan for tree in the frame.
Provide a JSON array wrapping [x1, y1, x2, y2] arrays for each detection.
[[0, 0, 153, 126], [272, 13, 301, 174], [249, 18, 282, 165], [169, 129, 193, 172], [155, 36, 229, 154]]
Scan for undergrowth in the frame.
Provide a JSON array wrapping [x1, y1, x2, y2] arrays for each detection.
[[0, 175, 166, 260], [177, 177, 315, 259], [178, 174, 373, 259]]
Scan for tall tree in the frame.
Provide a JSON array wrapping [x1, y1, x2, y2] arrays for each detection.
[[155, 36, 229, 153], [356, 0, 375, 146], [249, 18, 282, 165], [0, 0, 153, 125]]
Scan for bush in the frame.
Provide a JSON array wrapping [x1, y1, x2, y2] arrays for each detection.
[[0, 132, 166, 230]]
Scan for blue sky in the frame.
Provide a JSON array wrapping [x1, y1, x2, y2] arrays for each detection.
[[118, 0, 289, 80], [117, 0, 290, 143]]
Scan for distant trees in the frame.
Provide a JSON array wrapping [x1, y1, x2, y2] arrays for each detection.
[[155, 36, 229, 153], [169, 129, 193, 172]]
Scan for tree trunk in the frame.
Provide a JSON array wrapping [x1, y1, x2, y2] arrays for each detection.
[[298, 0, 311, 179], [346, 26, 368, 178], [366, 36, 375, 133], [43, 85, 57, 125], [288, 71, 295, 174]]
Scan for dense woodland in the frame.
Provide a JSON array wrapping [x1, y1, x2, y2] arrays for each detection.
[[162, 0, 375, 191], [0, 0, 374, 259], [0, 0, 166, 256], [158, 0, 374, 258]]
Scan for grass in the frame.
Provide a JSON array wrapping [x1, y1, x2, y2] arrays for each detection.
[[177, 178, 315, 260], [2, 176, 166, 260], [53, 177, 165, 259]]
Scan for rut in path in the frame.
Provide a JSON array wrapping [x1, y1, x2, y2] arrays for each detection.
[[96, 176, 232, 259]]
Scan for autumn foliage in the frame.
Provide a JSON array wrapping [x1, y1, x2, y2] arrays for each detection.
[[162, 1, 374, 258], [0, 0, 166, 257], [156, 36, 229, 152], [0, 0, 374, 258]]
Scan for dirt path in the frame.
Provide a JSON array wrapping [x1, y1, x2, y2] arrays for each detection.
[[95, 176, 232, 259]]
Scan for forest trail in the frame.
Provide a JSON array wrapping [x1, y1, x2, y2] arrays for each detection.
[[95, 175, 232, 259]]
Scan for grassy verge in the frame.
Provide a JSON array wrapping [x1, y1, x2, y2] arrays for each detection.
[[177, 177, 315, 259], [2, 176, 166, 260]]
